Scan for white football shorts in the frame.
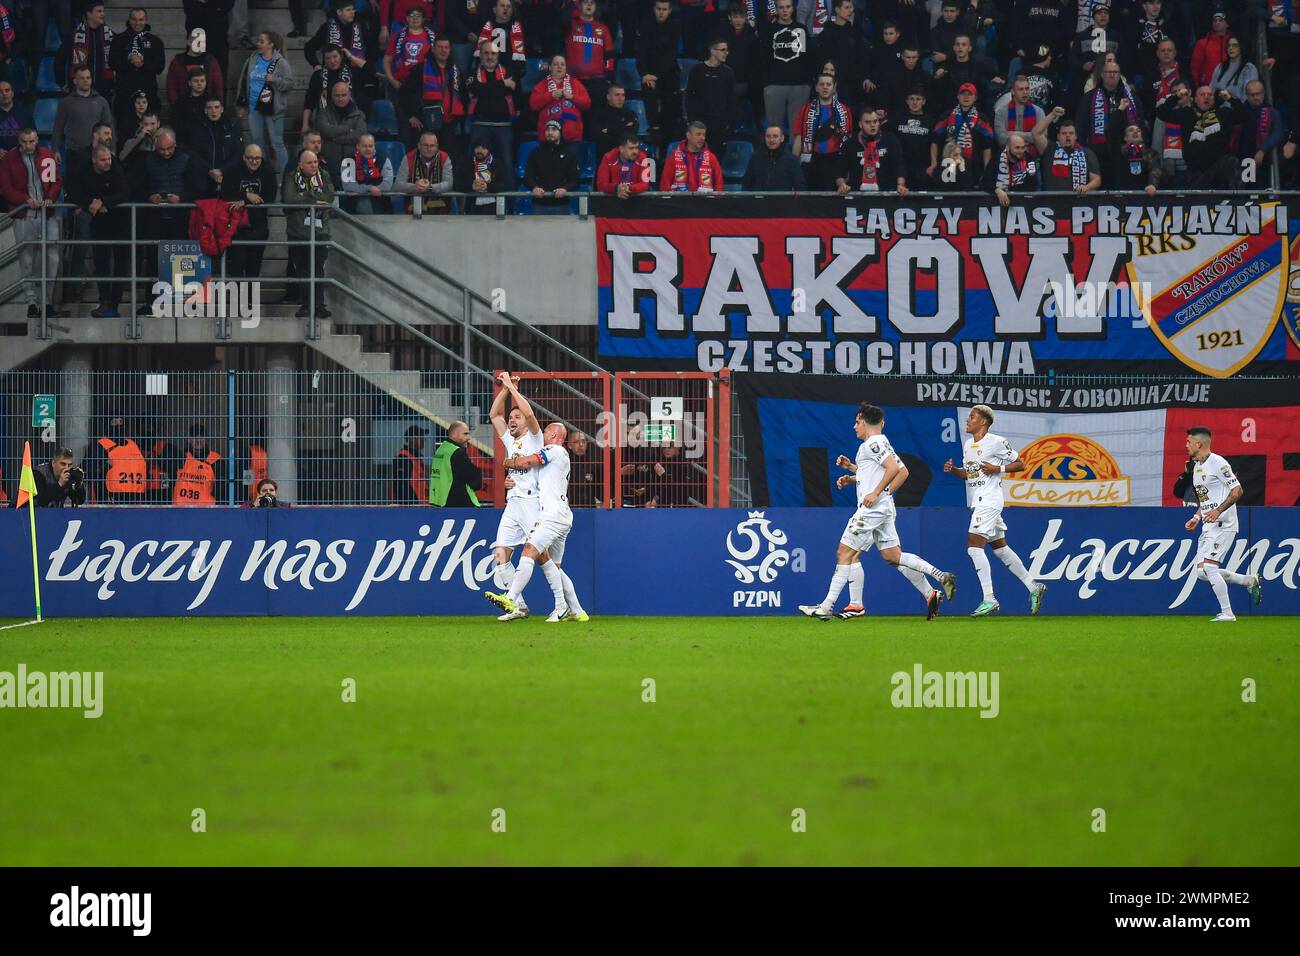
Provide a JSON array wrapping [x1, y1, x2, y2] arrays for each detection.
[[527, 515, 573, 564], [1196, 524, 1236, 564], [968, 506, 1008, 541], [493, 497, 541, 549], [840, 505, 899, 552]]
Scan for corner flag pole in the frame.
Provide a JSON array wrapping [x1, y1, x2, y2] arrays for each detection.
[[16, 440, 42, 622]]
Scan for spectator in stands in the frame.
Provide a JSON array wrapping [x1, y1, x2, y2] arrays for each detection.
[[0, 128, 63, 319], [400, 36, 462, 151], [307, 1, 369, 76], [759, 0, 812, 135], [317, 81, 367, 183], [928, 0, 966, 75], [589, 83, 638, 159], [929, 82, 995, 182], [932, 34, 1002, 111], [524, 119, 579, 213], [63, 122, 111, 301], [685, 36, 737, 155], [119, 89, 152, 143], [109, 7, 164, 127], [1032, 110, 1102, 192], [566, 429, 598, 507], [280, 130, 323, 305], [57, 2, 114, 97], [171, 66, 212, 142], [994, 76, 1044, 146], [1141, 37, 1183, 119], [466, 135, 508, 214], [934, 139, 980, 189], [1076, 61, 1141, 166], [1209, 38, 1258, 103], [1010, 0, 1070, 75], [637, 0, 682, 135], [303, 45, 355, 135], [397, 130, 454, 214], [721, 4, 759, 124], [429, 421, 484, 507], [1190, 10, 1232, 90], [475, 0, 526, 81], [1107, 123, 1163, 194], [238, 31, 292, 175], [386, 7, 434, 137], [793, 73, 852, 190], [284, 148, 335, 317], [467, 41, 517, 190], [864, 20, 902, 106], [341, 132, 395, 213], [597, 133, 654, 197], [53, 66, 114, 173], [167, 29, 224, 111], [983, 131, 1040, 203], [565, 0, 615, 107], [678, 0, 718, 60], [1238, 81, 1286, 188], [815, 0, 869, 110], [878, 44, 931, 116], [661, 120, 723, 191], [381, 1, 437, 53], [529, 54, 591, 143], [133, 127, 201, 310], [892, 90, 934, 187], [1017, 45, 1056, 110], [837, 108, 906, 194], [1157, 84, 1241, 188], [742, 125, 803, 190], [0, 81, 33, 155], [67, 144, 130, 317], [1128, 0, 1180, 84], [220, 143, 276, 278], [185, 97, 241, 196], [119, 108, 159, 167], [183, 0, 232, 83], [0, 4, 21, 87], [1069, 1, 1119, 89]]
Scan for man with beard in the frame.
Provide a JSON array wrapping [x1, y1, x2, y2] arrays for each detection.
[[523, 119, 579, 214], [219, 143, 276, 278], [836, 109, 906, 194], [1076, 60, 1141, 163]]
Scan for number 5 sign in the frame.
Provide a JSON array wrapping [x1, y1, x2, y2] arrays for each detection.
[[650, 396, 682, 421]]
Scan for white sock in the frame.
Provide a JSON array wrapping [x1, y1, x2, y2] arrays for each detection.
[[540, 560, 568, 614], [898, 552, 940, 579], [968, 547, 994, 601], [508, 556, 534, 603], [993, 546, 1037, 592], [494, 560, 515, 591], [559, 568, 585, 616], [847, 562, 864, 606], [1200, 565, 1232, 613], [821, 564, 852, 611], [1221, 570, 1252, 587], [897, 564, 933, 598]]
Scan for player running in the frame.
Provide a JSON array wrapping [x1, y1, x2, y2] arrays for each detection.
[[485, 417, 589, 622], [1183, 426, 1262, 622], [943, 404, 1047, 617], [799, 402, 957, 621], [487, 372, 544, 620]]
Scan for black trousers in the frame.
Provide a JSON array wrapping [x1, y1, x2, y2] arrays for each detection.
[[90, 220, 130, 307], [225, 231, 267, 279], [288, 244, 328, 309]]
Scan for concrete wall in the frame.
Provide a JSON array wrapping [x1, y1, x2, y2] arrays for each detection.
[[332, 216, 598, 327]]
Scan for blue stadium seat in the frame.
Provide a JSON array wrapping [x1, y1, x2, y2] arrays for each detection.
[[7, 59, 30, 94], [521, 58, 548, 93], [376, 140, 408, 212], [721, 140, 753, 181], [677, 60, 698, 92], [615, 58, 641, 92], [34, 98, 58, 135], [733, 100, 756, 138], [514, 195, 534, 215], [515, 139, 539, 181], [627, 98, 649, 134], [368, 99, 398, 138], [36, 56, 61, 94], [724, 183, 743, 192], [45, 18, 62, 53], [576, 141, 597, 181]]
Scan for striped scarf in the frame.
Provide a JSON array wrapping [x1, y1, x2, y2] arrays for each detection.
[[410, 150, 446, 184], [801, 96, 851, 155], [355, 151, 381, 185], [317, 64, 353, 111], [1050, 144, 1090, 188], [857, 135, 880, 189], [471, 64, 517, 117], [1088, 83, 1138, 146], [71, 19, 115, 80], [995, 148, 1034, 189], [328, 18, 365, 60], [669, 141, 715, 191]]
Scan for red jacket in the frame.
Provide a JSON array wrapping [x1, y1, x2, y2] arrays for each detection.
[[188, 198, 250, 256], [529, 74, 591, 142], [1191, 32, 1233, 88], [0, 147, 61, 217], [596, 147, 654, 194], [660, 140, 723, 192]]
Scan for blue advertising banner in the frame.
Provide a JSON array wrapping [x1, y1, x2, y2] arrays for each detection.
[[2, 507, 1297, 618]]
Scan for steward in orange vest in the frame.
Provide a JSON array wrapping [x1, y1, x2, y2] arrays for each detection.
[[246, 443, 268, 502], [97, 435, 148, 500], [174, 425, 225, 506], [391, 424, 428, 503]]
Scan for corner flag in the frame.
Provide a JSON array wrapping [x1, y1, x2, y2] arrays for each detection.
[[16, 441, 42, 621]]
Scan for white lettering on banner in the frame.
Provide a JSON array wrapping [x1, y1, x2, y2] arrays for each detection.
[[785, 236, 878, 334], [605, 233, 683, 332], [696, 339, 1035, 375], [694, 236, 779, 333], [1027, 519, 1300, 605]]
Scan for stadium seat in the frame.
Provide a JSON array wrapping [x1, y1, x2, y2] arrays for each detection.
[[724, 183, 743, 192], [615, 58, 641, 92], [733, 100, 757, 138], [368, 99, 398, 138], [7, 59, 30, 94], [34, 98, 58, 136], [376, 140, 408, 212], [36, 56, 61, 94], [721, 140, 753, 181], [514, 195, 534, 215], [576, 141, 597, 182], [521, 58, 548, 93], [677, 60, 698, 92], [515, 139, 539, 181], [627, 98, 649, 134], [45, 18, 63, 53]]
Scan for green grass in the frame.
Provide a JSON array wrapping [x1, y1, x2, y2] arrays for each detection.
[[0, 615, 1296, 866]]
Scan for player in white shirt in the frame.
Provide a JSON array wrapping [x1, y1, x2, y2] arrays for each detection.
[[1182, 426, 1262, 622], [798, 403, 957, 621], [943, 404, 1047, 617], [485, 419, 589, 623], [487, 372, 544, 618]]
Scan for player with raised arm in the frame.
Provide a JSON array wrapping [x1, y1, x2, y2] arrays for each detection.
[[943, 405, 1047, 617], [487, 372, 544, 620], [799, 403, 958, 621], [485, 418, 589, 623], [1182, 426, 1262, 622]]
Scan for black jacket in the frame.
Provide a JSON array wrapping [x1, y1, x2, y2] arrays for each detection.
[[589, 104, 639, 159], [66, 157, 132, 232], [219, 157, 278, 236], [635, 16, 681, 82], [183, 115, 242, 174], [524, 141, 580, 204], [10, 462, 86, 508], [109, 26, 166, 106], [1157, 94, 1240, 172], [816, 20, 870, 106], [685, 61, 737, 127], [742, 143, 805, 190], [839, 132, 907, 191], [758, 18, 812, 87], [466, 67, 516, 123]]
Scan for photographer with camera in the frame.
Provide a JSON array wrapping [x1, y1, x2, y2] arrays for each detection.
[[10, 447, 87, 508], [244, 477, 288, 508]]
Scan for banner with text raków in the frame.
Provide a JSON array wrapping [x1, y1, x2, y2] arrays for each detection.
[[594, 196, 1300, 377]]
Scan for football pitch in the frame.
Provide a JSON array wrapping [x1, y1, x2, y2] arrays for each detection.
[[1, 614, 1296, 867]]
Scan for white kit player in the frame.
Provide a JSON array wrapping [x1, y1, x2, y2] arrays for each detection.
[[943, 404, 1047, 617], [487, 372, 545, 618], [1183, 426, 1262, 622], [799, 402, 957, 621], [486, 418, 589, 622]]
